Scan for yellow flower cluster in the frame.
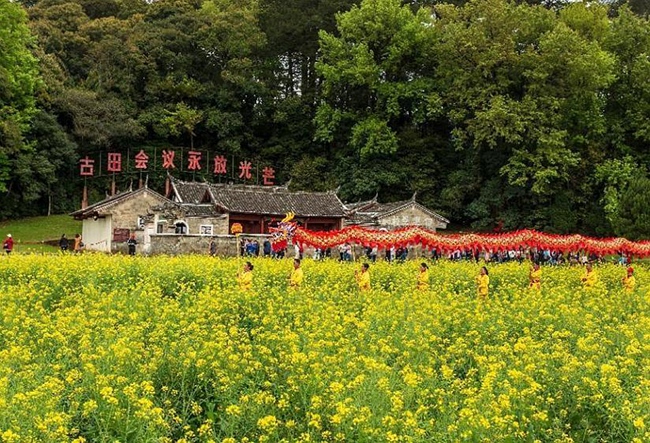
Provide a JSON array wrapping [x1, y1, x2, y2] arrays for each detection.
[[0, 255, 648, 442]]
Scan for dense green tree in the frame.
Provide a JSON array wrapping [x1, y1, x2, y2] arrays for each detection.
[[0, 0, 41, 193], [54, 88, 144, 149], [159, 102, 203, 150], [604, 7, 650, 163], [1, 110, 78, 218], [4, 0, 650, 236], [316, 0, 445, 199], [435, 1, 614, 195], [616, 175, 650, 240], [317, 0, 622, 231]]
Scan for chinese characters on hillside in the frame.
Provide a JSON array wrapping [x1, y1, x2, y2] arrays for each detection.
[[79, 149, 276, 185]]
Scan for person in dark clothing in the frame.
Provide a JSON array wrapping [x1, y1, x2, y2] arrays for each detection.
[[127, 233, 137, 256], [59, 234, 69, 252]]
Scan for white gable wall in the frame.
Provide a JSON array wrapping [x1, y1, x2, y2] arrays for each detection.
[[378, 204, 447, 231], [82, 215, 112, 252]]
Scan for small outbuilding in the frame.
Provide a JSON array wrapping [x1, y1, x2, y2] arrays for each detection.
[[70, 186, 175, 253], [344, 194, 449, 231]]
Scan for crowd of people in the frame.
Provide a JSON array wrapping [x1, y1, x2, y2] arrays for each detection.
[[432, 247, 619, 266], [235, 257, 639, 296], [3, 229, 641, 296]]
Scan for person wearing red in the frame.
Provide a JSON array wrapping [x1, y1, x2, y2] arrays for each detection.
[[3, 234, 13, 254]]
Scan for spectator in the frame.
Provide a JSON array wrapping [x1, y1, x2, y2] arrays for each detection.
[[343, 243, 352, 261], [74, 234, 84, 253], [3, 234, 13, 254], [59, 234, 69, 252], [245, 240, 255, 256], [127, 233, 137, 256]]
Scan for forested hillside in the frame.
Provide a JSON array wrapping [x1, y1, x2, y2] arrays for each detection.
[[2, 0, 650, 237]]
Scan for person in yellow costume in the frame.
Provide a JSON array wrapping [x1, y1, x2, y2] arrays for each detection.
[[237, 261, 254, 291], [529, 262, 541, 290], [417, 262, 430, 291], [476, 266, 489, 298], [355, 263, 371, 292], [581, 263, 598, 289], [289, 258, 304, 289], [622, 266, 636, 293]]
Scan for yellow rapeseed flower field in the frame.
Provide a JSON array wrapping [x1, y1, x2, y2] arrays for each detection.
[[0, 255, 649, 442]]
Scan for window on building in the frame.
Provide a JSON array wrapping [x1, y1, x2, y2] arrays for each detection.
[[175, 221, 188, 234], [157, 221, 167, 234]]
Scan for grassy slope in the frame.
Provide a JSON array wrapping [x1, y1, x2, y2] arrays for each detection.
[[0, 215, 82, 253]]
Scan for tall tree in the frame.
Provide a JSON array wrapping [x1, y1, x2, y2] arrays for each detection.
[[616, 174, 650, 240], [316, 0, 444, 199], [0, 0, 41, 193]]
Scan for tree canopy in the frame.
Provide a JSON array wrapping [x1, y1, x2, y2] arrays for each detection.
[[0, 0, 41, 192], [3, 0, 650, 236]]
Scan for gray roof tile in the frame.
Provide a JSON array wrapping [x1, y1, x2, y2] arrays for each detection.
[[171, 179, 345, 217]]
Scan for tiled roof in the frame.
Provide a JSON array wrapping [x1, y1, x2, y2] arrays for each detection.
[[344, 199, 377, 212], [179, 204, 222, 217], [171, 178, 346, 217], [344, 199, 406, 215], [171, 181, 210, 205], [344, 196, 450, 225], [70, 187, 173, 218]]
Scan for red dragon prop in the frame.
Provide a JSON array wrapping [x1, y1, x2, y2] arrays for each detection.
[[271, 215, 650, 257]]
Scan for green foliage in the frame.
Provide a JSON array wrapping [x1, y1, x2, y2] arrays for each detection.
[[0, 0, 41, 192], [289, 156, 336, 192], [316, 0, 633, 231], [5, 0, 650, 236], [54, 88, 144, 148], [159, 102, 203, 149], [594, 156, 644, 226], [616, 174, 650, 240], [316, 0, 442, 193]]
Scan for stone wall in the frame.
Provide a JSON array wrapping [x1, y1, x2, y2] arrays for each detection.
[[147, 234, 272, 256], [185, 216, 229, 236], [110, 189, 170, 232], [147, 234, 235, 255]]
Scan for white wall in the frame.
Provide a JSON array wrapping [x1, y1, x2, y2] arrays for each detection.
[[82, 215, 112, 252], [379, 205, 446, 231]]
